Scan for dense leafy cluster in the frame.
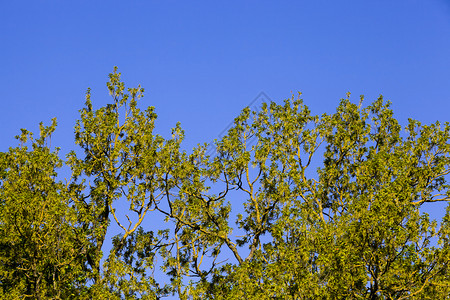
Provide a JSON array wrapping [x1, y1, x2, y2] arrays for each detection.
[[1, 69, 449, 299]]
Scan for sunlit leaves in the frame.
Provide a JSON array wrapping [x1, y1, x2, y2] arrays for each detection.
[[2, 69, 449, 298]]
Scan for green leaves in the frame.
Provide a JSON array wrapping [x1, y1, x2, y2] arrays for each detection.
[[0, 122, 86, 299], [1, 69, 449, 298]]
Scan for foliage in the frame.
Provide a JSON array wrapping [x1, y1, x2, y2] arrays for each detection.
[[1, 69, 449, 299], [0, 121, 87, 299]]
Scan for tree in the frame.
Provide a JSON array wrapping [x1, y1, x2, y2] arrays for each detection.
[[1, 68, 449, 299], [0, 121, 89, 299]]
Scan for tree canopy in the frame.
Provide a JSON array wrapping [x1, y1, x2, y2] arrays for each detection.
[[1, 68, 449, 299]]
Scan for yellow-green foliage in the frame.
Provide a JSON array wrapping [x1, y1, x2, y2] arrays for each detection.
[[1, 69, 449, 299]]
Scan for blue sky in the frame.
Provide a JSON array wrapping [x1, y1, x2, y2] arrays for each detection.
[[2, 0, 450, 154], [2, 0, 450, 285]]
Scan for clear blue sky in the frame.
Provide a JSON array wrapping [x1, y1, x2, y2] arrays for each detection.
[[2, 0, 450, 277], [2, 0, 450, 154]]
